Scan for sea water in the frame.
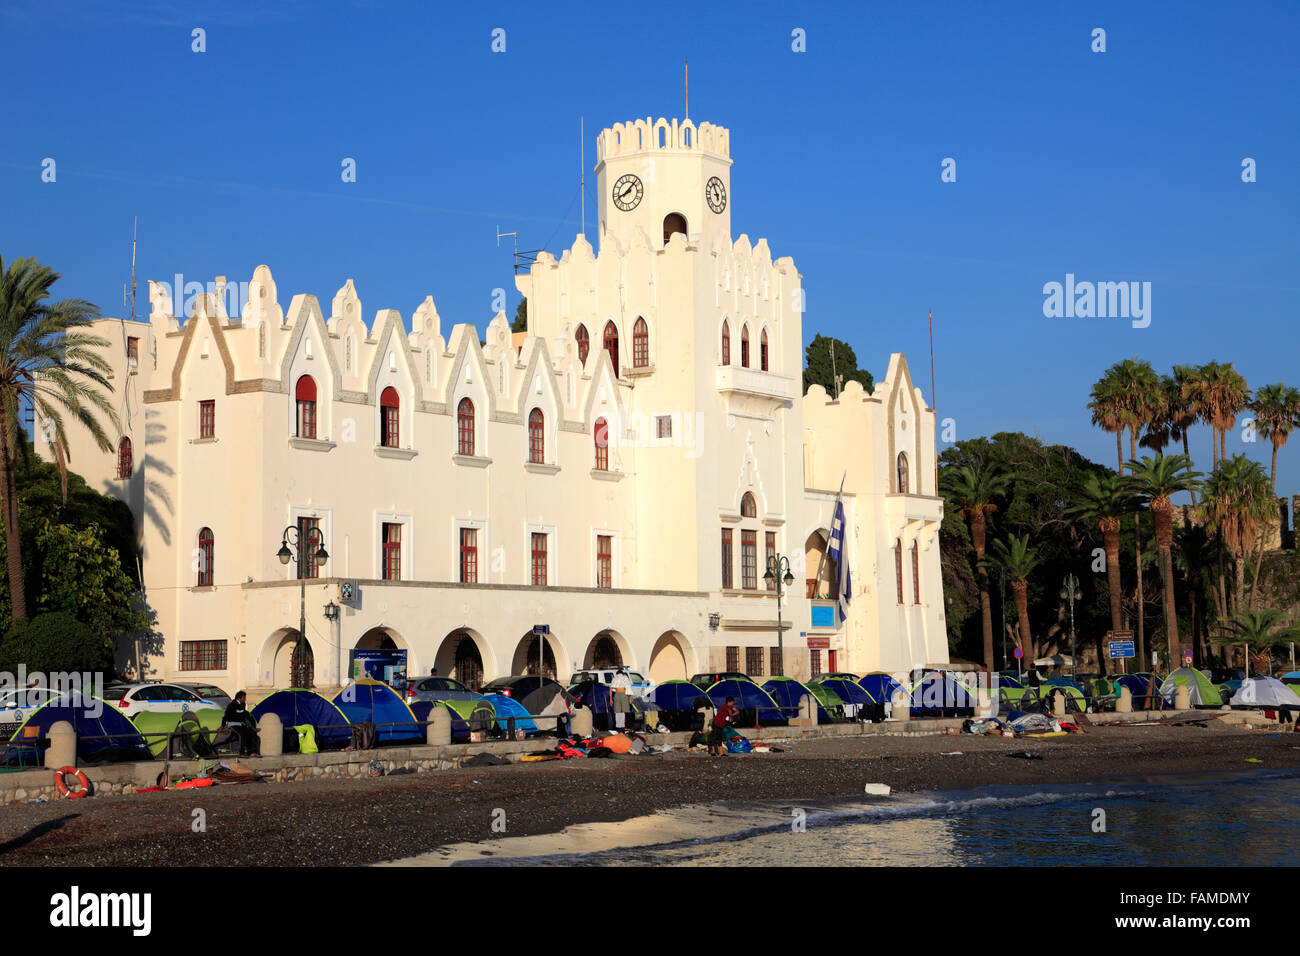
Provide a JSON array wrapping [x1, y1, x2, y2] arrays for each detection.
[[382, 770, 1300, 867]]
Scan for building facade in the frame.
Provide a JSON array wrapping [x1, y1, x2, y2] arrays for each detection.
[[47, 116, 949, 695]]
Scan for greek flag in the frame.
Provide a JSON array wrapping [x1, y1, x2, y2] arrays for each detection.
[[827, 499, 852, 622]]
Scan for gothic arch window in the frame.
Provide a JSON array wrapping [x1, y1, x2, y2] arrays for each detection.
[[197, 527, 214, 588], [575, 324, 590, 366], [912, 541, 921, 604], [740, 324, 750, 368], [741, 492, 757, 518], [721, 320, 731, 366], [344, 334, 353, 373], [760, 328, 769, 372], [117, 437, 133, 479], [296, 375, 318, 439], [663, 213, 687, 245], [528, 407, 545, 464], [380, 386, 400, 448], [897, 452, 910, 494], [258, 324, 266, 359], [602, 321, 619, 377], [632, 318, 649, 368], [894, 539, 904, 604], [457, 397, 475, 456], [425, 348, 432, 384]]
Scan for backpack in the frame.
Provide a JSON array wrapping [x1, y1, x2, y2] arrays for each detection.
[[726, 737, 752, 754]]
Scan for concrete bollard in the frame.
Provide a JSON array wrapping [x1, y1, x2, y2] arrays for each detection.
[[1052, 690, 1067, 718], [47, 720, 77, 768], [891, 690, 911, 722], [1117, 685, 1132, 713], [1175, 685, 1191, 711], [427, 706, 451, 746], [259, 713, 284, 757], [571, 704, 593, 738], [798, 694, 819, 725]]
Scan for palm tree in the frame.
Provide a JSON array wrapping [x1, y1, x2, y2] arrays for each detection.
[[1250, 383, 1300, 493], [1088, 375, 1127, 473], [1200, 455, 1274, 615], [1173, 523, 1218, 668], [1066, 472, 1138, 641], [1169, 366, 1201, 500], [0, 256, 118, 620], [940, 464, 1011, 674], [1212, 608, 1300, 677], [989, 533, 1043, 662], [1128, 454, 1202, 668], [1196, 361, 1251, 467]]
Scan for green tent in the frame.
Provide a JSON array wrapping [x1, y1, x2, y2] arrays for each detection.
[[762, 676, 846, 720], [1159, 667, 1223, 707], [131, 708, 224, 758]]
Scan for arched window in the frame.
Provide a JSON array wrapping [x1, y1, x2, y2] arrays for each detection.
[[894, 539, 904, 604], [197, 528, 214, 588], [721, 320, 731, 366], [258, 324, 265, 359], [593, 417, 609, 471], [663, 213, 687, 244], [741, 492, 757, 518], [457, 397, 475, 456], [912, 541, 921, 604], [117, 437, 133, 479], [897, 452, 910, 494], [760, 329, 769, 372], [575, 325, 590, 366], [528, 407, 545, 464], [344, 335, 352, 372], [603, 321, 619, 377], [632, 317, 649, 368], [380, 386, 400, 448], [740, 324, 750, 368], [296, 375, 317, 439]]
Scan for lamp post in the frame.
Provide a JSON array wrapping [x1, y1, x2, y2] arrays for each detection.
[[763, 554, 796, 677], [1061, 573, 1081, 677], [323, 599, 340, 687], [277, 525, 329, 688]]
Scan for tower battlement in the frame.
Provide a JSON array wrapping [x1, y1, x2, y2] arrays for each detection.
[[596, 117, 730, 165]]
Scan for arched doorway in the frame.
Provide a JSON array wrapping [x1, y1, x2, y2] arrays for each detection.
[[649, 631, 692, 683], [512, 633, 559, 679], [663, 212, 687, 244], [805, 530, 837, 600], [602, 321, 620, 379], [355, 628, 399, 650], [584, 631, 625, 669], [271, 631, 314, 689], [434, 629, 491, 692]]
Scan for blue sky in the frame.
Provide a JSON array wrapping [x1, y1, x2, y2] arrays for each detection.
[[2, 0, 1297, 496]]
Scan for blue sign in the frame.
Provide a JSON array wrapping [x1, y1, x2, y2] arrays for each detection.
[[350, 649, 409, 689], [1108, 641, 1135, 660], [810, 605, 836, 629], [532, 624, 550, 635]]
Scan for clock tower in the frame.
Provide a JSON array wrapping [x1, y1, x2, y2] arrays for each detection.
[[594, 117, 733, 253]]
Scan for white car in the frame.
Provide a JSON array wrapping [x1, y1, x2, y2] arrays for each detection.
[[0, 687, 68, 735], [569, 668, 655, 700], [106, 683, 210, 717]]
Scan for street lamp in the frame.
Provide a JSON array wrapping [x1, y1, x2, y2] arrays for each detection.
[[763, 554, 796, 677], [278, 524, 329, 688], [1061, 573, 1082, 677]]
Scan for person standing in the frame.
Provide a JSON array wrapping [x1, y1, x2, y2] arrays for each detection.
[[709, 696, 739, 756]]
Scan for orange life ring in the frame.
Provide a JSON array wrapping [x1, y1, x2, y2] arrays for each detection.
[[54, 766, 90, 799]]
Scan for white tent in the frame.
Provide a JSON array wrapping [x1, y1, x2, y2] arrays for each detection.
[[1229, 677, 1300, 708]]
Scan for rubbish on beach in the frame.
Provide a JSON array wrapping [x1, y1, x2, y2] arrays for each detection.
[[1024, 731, 1069, 738], [963, 717, 1006, 736], [519, 754, 558, 762], [752, 745, 772, 753], [1009, 713, 1059, 736], [27, 797, 46, 803], [369, 759, 385, 777], [864, 783, 891, 796], [1006, 751, 1044, 760], [463, 752, 510, 767], [940, 751, 963, 756], [1245, 758, 1263, 764]]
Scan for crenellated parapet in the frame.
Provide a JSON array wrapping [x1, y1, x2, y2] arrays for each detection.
[[596, 117, 730, 162]]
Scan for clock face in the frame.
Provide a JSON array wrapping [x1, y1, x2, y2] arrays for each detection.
[[706, 176, 727, 213], [612, 173, 643, 211]]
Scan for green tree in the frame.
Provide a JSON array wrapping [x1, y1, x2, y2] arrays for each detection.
[[511, 297, 528, 334], [1201, 455, 1273, 614], [0, 611, 112, 675], [1249, 382, 1300, 493], [1066, 472, 1138, 647], [1212, 607, 1300, 676], [802, 335, 873, 396], [989, 533, 1044, 661], [0, 256, 119, 620], [940, 463, 1010, 673], [32, 520, 148, 638]]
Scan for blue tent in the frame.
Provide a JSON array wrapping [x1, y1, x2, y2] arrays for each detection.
[[569, 680, 645, 716], [859, 672, 911, 705], [480, 693, 539, 734], [649, 680, 712, 712], [252, 689, 352, 752], [332, 679, 423, 743], [762, 677, 842, 722], [817, 676, 877, 709], [1114, 673, 1162, 706], [703, 678, 785, 726], [910, 672, 976, 716], [1042, 677, 1085, 693], [409, 698, 496, 742], [2, 692, 151, 767]]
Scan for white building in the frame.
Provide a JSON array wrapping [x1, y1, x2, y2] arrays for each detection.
[[47, 115, 949, 695]]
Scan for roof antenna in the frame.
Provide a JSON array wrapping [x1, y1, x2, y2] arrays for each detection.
[[497, 226, 540, 275], [580, 115, 585, 238], [684, 57, 689, 120], [122, 216, 138, 319]]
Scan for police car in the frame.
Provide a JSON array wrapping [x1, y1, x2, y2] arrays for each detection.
[[0, 687, 68, 737]]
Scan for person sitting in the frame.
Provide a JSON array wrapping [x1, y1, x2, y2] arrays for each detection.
[[223, 691, 261, 758]]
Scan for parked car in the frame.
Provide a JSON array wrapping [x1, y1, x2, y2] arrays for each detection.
[[169, 682, 233, 711], [104, 682, 209, 717], [568, 667, 655, 700], [0, 687, 70, 737], [406, 675, 478, 705], [479, 676, 573, 716], [808, 672, 861, 684], [689, 672, 750, 690]]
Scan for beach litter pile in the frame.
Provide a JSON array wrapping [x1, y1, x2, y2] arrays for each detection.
[[961, 715, 1084, 738]]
